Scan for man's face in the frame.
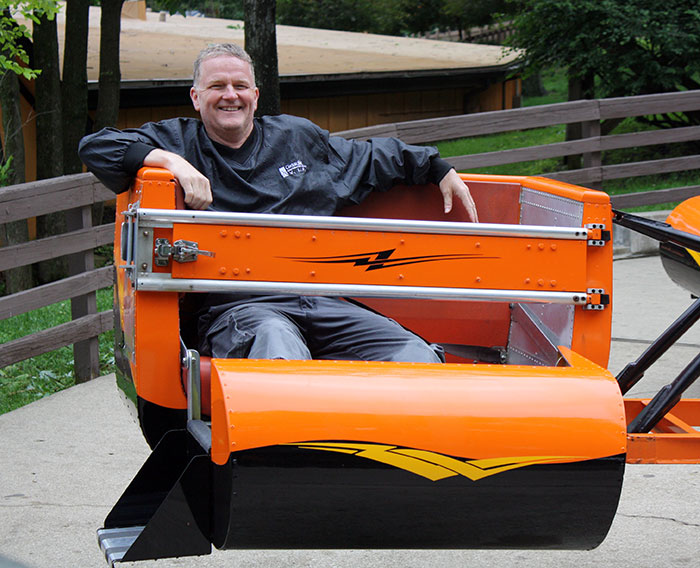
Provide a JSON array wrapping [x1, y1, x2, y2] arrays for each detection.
[[190, 55, 259, 148]]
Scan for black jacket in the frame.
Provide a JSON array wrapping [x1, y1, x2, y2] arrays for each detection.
[[78, 114, 452, 216]]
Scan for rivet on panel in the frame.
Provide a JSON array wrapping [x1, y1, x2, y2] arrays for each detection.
[[550, 244, 557, 251], [246, 233, 251, 238], [311, 235, 317, 242], [475, 276, 481, 283], [550, 280, 557, 287], [219, 267, 227, 275], [235, 231, 241, 238], [233, 268, 240, 276], [538, 278, 545, 287], [400, 239, 405, 245], [398, 274, 404, 280], [310, 271, 316, 277], [475, 242, 481, 248], [526, 244, 532, 250], [246, 268, 251, 274], [525, 278, 531, 284], [220, 230, 228, 237], [538, 243, 545, 250]]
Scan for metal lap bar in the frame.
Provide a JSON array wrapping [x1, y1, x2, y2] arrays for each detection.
[[136, 273, 589, 305], [135, 208, 590, 240]]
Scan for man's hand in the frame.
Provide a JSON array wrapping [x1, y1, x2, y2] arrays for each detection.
[[143, 149, 213, 210], [439, 169, 478, 222]]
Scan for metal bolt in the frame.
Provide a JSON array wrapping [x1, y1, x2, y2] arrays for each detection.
[[141, 263, 148, 270]]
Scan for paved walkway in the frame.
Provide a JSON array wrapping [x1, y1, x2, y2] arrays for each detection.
[[1, 256, 699, 568]]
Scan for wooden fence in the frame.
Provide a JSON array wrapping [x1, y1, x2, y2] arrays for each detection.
[[335, 89, 700, 208], [0, 174, 114, 381], [1, 90, 699, 381], [416, 21, 515, 45]]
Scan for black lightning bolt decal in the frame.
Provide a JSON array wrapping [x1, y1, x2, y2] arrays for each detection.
[[280, 249, 494, 271]]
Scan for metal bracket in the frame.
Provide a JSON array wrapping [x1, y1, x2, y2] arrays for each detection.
[[586, 223, 610, 247], [154, 238, 215, 267], [584, 288, 609, 310]]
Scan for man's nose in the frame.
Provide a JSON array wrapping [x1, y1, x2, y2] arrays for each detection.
[[221, 85, 237, 98]]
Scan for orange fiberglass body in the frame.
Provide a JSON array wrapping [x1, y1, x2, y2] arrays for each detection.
[[102, 168, 698, 565]]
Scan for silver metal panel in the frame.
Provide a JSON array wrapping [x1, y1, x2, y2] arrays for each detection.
[[519, 187, 585, 228], [507, 303, 569, 367], [135, 208, 588, 240], [524, 302, 575, 350], [135, 273, 589, 305]]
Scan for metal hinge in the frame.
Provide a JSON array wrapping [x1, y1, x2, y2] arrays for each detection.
[[584, 288, 610, 310], [154, 238, 215, 266], [586, 223, 611, 247]]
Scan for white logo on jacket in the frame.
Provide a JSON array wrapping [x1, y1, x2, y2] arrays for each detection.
[[278, 160, 308, 178]]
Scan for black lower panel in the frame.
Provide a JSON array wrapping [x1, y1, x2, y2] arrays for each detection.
[[213, 445, 625, 550], [137, 397, 187, 449]]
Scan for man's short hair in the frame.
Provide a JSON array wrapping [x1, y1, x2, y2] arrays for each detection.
[[192, 43, 256, 87]]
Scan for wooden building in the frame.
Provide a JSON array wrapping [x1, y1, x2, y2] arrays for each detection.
[[6, 4, 521, 181]]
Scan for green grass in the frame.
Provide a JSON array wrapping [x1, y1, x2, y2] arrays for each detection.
[[0, 287, 115, 414]]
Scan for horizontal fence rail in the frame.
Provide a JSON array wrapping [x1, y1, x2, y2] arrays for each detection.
[[2, 90, 699, 382], [0, 173, 115, 381], [335, 89, 700, 201]]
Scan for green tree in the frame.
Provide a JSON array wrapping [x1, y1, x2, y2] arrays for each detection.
[[509, 0, 700, 126], [34, 7, 66, 284], [0, 1, 59, 294], [95, 0, 126, 131], [61, 0, 90, 174], [244, 0, 280, 116]]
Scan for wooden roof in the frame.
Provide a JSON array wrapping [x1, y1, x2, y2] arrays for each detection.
[[52, 6, 519, 82]]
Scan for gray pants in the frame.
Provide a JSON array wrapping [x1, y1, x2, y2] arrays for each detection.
[[202, 296, 443, 363]]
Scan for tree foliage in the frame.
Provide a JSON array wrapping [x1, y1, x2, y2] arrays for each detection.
[[0, 1, 59, 79], [509, 0, 700, 99], [275, 0, 510, 36]]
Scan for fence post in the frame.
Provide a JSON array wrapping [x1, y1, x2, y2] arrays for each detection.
[[66, 204, 100, 382], [582, 100, 602, 190]]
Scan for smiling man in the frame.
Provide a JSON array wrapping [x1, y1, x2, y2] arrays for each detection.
[[79, 43, 478, 363]]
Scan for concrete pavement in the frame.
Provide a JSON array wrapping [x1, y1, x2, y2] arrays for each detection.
[[1, 255, 699, 568]]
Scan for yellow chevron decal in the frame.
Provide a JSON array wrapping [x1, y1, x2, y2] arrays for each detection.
[[688, 248, 700, 268], [289, 442, 579, 482]]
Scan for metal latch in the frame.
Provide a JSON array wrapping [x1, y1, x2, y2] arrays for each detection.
[[154, 238, 215, 266], [586, 223, 611, 247], [584, 288, 610, 310]]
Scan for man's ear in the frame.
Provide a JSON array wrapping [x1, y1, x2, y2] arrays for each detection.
[[190, 87, 200, 112]]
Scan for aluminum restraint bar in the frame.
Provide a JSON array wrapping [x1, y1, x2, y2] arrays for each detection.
[[135, 273, 589, 305], [133, 208, 591, 240]]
